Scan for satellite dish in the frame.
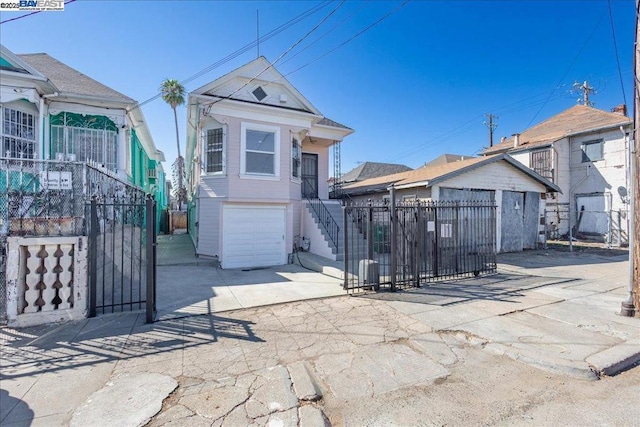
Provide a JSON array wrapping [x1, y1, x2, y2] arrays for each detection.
[[618, 186, 628, 198]]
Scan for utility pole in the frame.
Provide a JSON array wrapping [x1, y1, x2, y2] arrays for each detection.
[[484, 114, 498, 147], [573, 81, 596, 106], [631, 0, 640, 315]]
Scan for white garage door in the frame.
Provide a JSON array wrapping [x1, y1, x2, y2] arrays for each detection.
[[222, 205, 286, 269]]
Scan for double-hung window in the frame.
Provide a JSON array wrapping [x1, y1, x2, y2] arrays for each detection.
[[205, 128, 224, 174], [581, 139, 603, 163], [2, 107, 36, 159], [241, 122, 280, 177]]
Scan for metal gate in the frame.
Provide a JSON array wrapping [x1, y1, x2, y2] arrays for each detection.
[[343, 193, 496, 293], [86, 165, 156, 322]]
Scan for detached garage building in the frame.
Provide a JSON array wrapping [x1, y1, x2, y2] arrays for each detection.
[[342, 153, 561, 252]]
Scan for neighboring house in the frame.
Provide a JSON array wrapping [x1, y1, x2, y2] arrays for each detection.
[[482, 104, 632, 244], [333, 161, 411, 198], [342, 153, 561, 253], [0, 44, 167, 219], [185, 56, 353, 268]]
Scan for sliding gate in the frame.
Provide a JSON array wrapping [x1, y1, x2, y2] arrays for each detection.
[[343, 196, 496, 293]]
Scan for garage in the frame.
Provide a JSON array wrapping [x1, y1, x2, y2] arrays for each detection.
[[222, 205, 287, 269]]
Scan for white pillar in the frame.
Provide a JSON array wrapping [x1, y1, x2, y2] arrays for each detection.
[[495, 189, 503, 253]]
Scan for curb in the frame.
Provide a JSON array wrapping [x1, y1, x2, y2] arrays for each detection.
[[586, 343, 640, 377]]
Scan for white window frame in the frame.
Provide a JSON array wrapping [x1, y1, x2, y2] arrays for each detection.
[[581, 139, 604, 163], [202, 126, 226, 175], [240, 122, 280, 179], [1, 106, 38, 159], [291, 137, 301, 182]]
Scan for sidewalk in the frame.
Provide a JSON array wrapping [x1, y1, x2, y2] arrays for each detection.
[[1, 247, 638, 426]]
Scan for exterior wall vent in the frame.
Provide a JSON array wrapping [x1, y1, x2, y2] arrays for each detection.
[[147, 168, 157, 179], [252, 86, 267, 101]]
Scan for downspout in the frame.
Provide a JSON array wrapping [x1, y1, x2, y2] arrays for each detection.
[[40, 92, 58, 160]]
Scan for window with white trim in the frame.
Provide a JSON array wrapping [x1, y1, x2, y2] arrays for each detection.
[[204, 127, 225, 173], [241, 123, 280, 177], [291, 138, 301, 179], [2, 107, 36, 159], [581, 139, 603, 162]]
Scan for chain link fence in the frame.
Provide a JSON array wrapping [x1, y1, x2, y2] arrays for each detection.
[[0, 157, 148, 323]]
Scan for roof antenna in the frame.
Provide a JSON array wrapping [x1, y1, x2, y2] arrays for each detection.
[[256, 9, 260, 58]]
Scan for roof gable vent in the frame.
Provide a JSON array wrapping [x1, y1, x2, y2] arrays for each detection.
[[252, 86, 267, 101]]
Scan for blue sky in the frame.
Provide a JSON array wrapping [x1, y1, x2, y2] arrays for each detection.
[[0, 0, 635, 175]]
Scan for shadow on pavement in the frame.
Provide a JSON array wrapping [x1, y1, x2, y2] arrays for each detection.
[[0, 304, 263, 381], [0, 389, 33, 425], [357, 273, 578, 307], [497, 246, 628, 270]]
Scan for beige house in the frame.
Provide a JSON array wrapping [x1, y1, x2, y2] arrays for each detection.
[[342, 154, 560, 252], [482, 105, 632, 244]]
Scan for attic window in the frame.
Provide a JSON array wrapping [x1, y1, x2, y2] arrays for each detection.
[[252, 86, 267, 101]]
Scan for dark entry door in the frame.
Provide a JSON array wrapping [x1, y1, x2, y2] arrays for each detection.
[[301, 153, 318, 199]]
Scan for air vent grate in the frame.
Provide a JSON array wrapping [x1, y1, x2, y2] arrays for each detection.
[[252, 86, 267, 101]]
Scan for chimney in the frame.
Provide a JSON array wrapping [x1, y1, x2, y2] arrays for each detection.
[[611, 104, 627, 116], [501, 136, 506, 143], [513, 133, 520, 148]]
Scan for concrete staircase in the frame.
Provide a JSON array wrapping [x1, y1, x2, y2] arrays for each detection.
[[305, 200, 345, 261]]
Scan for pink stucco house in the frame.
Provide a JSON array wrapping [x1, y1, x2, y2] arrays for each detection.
[[185, 57, 353, 268]]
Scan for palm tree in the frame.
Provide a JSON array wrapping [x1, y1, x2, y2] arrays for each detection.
[[160, 79, 186, 208]]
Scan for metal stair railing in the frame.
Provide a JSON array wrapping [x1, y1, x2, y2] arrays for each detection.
[[303, 178, 340, 253]]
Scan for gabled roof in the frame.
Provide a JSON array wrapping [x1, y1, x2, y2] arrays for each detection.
[[343, 153, 561, 195], [18, 53, 134, 103], [341, 162, 412, 183], [483, 105, 632, 155], [422, 153, 471, 168], [0, 44, 47, 79], [192, 56, 321, 115]]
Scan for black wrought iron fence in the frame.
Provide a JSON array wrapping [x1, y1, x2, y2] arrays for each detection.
[[0, 157, 156, 323], [343, 193, 497, 293]]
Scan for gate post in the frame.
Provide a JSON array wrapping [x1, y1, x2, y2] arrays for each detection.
[[89, 196, 98, 318], [343, 205, 349, 290], [414, 200, 421, 287], [367, 200, 374, 260], [146, 194, 156, 323], [390, 186, 397, 292]]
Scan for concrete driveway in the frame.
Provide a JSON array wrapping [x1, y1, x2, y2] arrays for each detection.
[[155, 234, 345, 320]]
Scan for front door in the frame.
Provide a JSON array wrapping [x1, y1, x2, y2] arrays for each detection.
[[301, 153, 318, 199]]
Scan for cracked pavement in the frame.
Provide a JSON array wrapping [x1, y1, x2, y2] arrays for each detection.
[[1, 249, 639, 426]]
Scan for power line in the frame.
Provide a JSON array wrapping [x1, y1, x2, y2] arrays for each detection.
[[525, 9, 607, 128], [607, 0, 628, 109], [201, 0, 346, 114], [0, 0, 77, 25], [134, 0, 333, 110], [281, 0, 410, 78]]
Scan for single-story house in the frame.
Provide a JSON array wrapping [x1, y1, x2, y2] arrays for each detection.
[[342, 153, 561, 252]]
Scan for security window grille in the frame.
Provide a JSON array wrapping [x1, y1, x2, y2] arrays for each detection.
[[245, 129, 275, 175], [252, 86, 267, 101], [530, 149, 553, 182], [206, 128, 224, 173], [582, 140, 603, 162], [292, 138, 301, 178], [2, 107, 36, 159], [50, 112, 118, 171]]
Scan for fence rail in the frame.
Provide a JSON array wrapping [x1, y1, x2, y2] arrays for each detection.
[[343, 192, 497, 293], [1, 157, 154, 323]]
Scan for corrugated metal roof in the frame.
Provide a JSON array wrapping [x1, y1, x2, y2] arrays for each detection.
[[18, 53, 134, 103], [483, 105, 631, 155]]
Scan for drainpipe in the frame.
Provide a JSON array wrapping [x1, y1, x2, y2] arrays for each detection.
[[40, 92, 58, 160]]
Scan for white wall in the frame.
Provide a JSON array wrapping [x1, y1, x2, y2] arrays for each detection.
[[440, 160, 547, 193]]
